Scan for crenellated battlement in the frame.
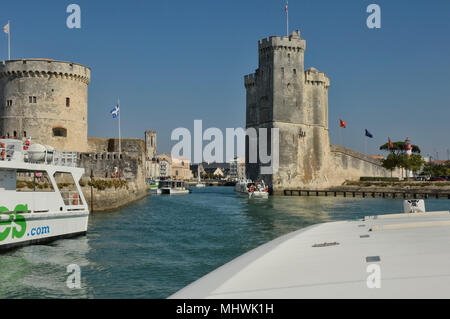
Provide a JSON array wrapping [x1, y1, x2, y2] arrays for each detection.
[[259, 30, 306, 53], [304, 67, 330, 88], [244, 73, 256, 88], [0, 59, 91, 84]]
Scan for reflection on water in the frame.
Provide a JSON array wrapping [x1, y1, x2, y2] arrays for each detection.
[[1, 187, 449, 298]]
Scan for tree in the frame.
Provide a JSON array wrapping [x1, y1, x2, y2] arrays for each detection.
[[379, 141, 424, 178], [379, 142, 421, 155], [421, 161, 450, 177], [381, 154, 401, 176], [406, 154, 425, 175]]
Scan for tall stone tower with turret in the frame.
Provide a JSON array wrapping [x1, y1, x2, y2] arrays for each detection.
[[0, 59, 90, 152], [245, 30, 331, 191]]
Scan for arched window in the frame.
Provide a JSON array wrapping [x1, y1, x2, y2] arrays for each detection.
[[52, 127, 67, 137]]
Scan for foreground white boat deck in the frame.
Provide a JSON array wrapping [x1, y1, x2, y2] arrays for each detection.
[[171, 210, 450, 299]]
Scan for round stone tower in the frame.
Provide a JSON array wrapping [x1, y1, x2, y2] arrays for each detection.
[[0, 59, 90, 152]]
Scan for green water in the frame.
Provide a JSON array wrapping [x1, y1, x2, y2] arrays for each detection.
[[1, 187, 449, 298]]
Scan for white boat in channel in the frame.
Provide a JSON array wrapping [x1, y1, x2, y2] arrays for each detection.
[[159, 180, 190, 195], [195, 166, 206, 188], [235, 179, 269, 199], [0, 139, 89, 252], [147, 179, 161, 195]]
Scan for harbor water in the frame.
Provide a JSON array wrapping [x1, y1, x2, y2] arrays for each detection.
[[1, 187, 449, 298]]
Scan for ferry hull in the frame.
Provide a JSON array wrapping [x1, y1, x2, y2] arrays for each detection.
[[161, 188, 190, 195], [0, 211, 88, 252]]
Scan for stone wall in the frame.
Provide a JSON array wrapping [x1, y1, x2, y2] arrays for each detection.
[[327, 145, 400, 187], [78, 152, 144, 184], [0, 59, 90, 152], [87, 137, 144, 156], [82, 181, 149, 212]]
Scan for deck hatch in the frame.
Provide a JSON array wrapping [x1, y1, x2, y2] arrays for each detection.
[[312, 242, 339, 248], [366, 256, 381, 262]]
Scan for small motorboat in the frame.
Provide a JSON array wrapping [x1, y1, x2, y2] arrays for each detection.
[[235, 179, 269, 199]]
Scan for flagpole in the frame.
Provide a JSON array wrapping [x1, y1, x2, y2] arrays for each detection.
[[364, 137, 367, 155], [286, 1, 289, 36], [118, 98, 121, 155], [7, 20, 10, 60]]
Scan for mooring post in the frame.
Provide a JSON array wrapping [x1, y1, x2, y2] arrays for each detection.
[[90, 169, 94, 213]]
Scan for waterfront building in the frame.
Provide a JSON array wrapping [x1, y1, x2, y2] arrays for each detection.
[[158, 154, 172, 179], [144, 130, 160, 180], [230, 157, 246, 181], [145, 158, 160, 180], [172, 157, 193, 181]]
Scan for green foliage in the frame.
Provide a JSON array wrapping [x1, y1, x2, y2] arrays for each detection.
[[380, 142, 425, 174], [421, 161, 450, 177], [379, 141, 421, 155], [88, 179, 128, 190], [407, 154, 425, 173], [381, 154, 401, 172]]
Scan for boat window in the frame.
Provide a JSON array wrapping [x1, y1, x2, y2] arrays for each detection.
[[53, 172, 83, 206], [16, 170, 55, 192]]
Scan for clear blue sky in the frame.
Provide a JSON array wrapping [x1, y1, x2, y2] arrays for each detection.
[[1, 0, 449, 160]]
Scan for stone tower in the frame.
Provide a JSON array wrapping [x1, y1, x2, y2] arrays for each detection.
[[245, 30, 331, 191], [0, 59, 90, 152], [145, 130, 157, 160]]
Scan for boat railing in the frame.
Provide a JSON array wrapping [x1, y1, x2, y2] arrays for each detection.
[[60, 190, 83, 206], [0, 140, 78, 167]]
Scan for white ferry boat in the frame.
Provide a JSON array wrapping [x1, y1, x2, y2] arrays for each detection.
[[235, 179, 269, 199], [159, 180, 190, 195], [0, 139, 89, 252], [171, 200, 450, 299], [147, 179, 161, 195]]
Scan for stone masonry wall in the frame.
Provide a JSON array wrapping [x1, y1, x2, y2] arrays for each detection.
[[327, 145, 401, 186], [0, 59, 90, 152], [82, 181, 149, 212]]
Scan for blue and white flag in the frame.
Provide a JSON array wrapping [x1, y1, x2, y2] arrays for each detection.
[[110, 105, 120, 119]]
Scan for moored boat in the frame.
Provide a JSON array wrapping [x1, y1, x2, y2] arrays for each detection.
[[147, 179, 161, 195], [0, 139, 89, 252], [195, 166, 206, 188], [159, 180, 190, 195], [235, 179, 269, 199]]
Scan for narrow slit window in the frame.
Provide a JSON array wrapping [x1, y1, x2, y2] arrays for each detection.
[[66, 97, 70, 107]]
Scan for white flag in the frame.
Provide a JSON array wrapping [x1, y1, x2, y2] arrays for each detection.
[[3, 22, 9, 34]]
